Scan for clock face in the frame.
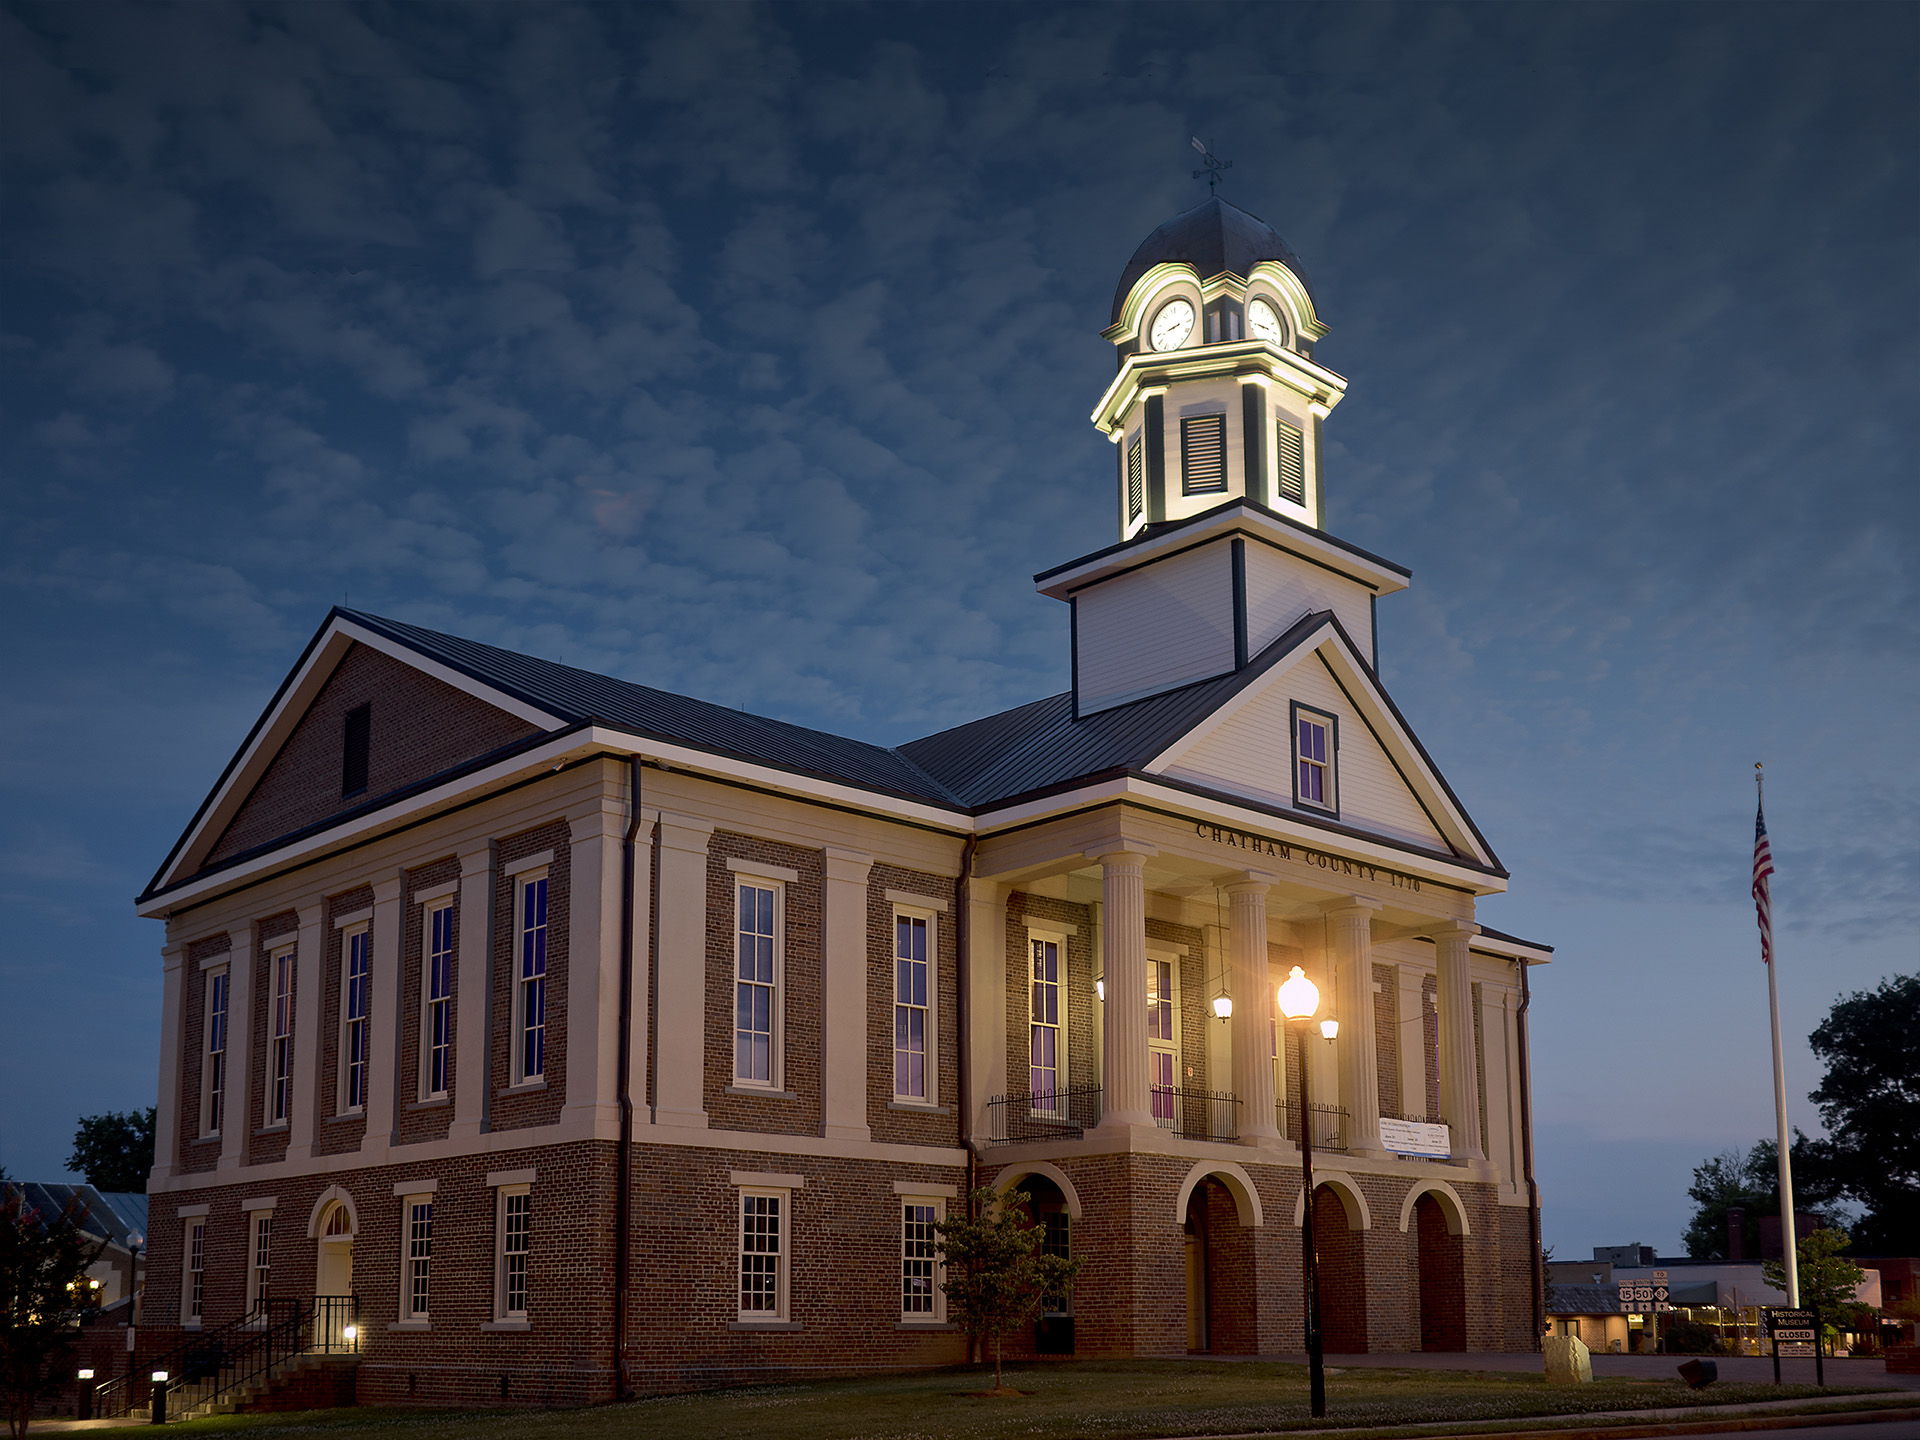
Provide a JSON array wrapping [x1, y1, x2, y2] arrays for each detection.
[[1247, 297, 1284, 345], [1149, 298, 1196, 352]]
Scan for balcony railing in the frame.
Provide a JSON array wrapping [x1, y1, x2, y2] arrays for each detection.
[[1277, 1100, 1350, 1151], [989, 1083, 1103, 1144], [1153, 1085, 1240, 1142]]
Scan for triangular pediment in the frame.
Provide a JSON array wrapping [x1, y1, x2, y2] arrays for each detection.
[[147, 613, 561, 897], [1148, 618, 1496, 867]]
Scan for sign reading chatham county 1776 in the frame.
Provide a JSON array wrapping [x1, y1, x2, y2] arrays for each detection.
[[1193, 822, 1425, 891]]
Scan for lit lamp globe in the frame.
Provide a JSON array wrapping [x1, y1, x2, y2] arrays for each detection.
[[1212, 994, 1233, 1021], [1321, 1019, 1339, 1040], [1277, 965, 1319, 1021]]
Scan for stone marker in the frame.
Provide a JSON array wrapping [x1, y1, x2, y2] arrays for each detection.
[[1543, 1334, 1592, 1383]]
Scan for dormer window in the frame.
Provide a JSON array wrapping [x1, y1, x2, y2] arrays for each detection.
[[1292, 702, 1338, 815]]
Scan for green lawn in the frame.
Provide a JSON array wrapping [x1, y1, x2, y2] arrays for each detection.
[[127, 1360, 1904, 1440]]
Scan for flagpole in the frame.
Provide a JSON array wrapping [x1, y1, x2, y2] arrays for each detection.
[[1757, 763, 1799, 1307]]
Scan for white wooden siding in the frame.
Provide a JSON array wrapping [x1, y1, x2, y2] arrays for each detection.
[[1242, 540, 1374, 663], [1075, 539, 1235, 714], [1161, 649, 1446, 849]]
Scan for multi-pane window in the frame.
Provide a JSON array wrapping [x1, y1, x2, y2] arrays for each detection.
[[186, 1220, 205, 1323], [1180, 413, 1227, 495], [499, 1189, 530, 1319], [204, 970, 229, 1136], [1126, 435, 1144, 522], [1148, 958, 1176, 1122], [1275, 420, 1307, 506], [734, 881, 778, 1085], [901, 1202, 941, 1319], [404, 1200, 433, 1320], [1295, 710, 1334, 810], [1029, 937, 1061, 1107], [738, 1192, 784, 1319], [341, 927, 370, 1112], [516, 876, 548, 1082], [247, 1213, 272, 1311], [425, 904, 453, 1099], [268, 949, 295, 1125], [894, 913, 929, 1100]]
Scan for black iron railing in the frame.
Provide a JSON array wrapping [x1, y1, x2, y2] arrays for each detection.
[[92, 1295, 357, 1421], [988, 1083, 1102, 1144], [1152, 1086, 1240, 1142], [1277, 1100, 1349, 1151]]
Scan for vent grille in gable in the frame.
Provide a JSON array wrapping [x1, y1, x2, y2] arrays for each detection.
[[1180, 414, 1227, 495], [342, 703, 371, 798], [1276, 421, 1306, 506], [1126, 437, 1144, 520]]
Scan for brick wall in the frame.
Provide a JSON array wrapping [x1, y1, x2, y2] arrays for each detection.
[[248, 912, 299, 1166], [1373, 962, 1399, 1116], [205, 643, 542, 867], [177, 934, 232, 1174], [865, 863, 962, 1146], [1413, 1191, 1465, 1350], [1314, 1183, 1367, 1353], [1422, 972, 1440, 1119], [316, 885, 374, 1157], [1202, 1179, 1257, 1353], [705, 832, 825, 1135], [395, 856, 461, 1146]]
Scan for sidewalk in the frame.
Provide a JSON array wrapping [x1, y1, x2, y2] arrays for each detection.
[[1250, 1352, 1920, 1394]]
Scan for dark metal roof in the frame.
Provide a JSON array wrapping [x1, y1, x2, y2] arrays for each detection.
[[338, 610, 965, 809], [1547, 1283, 1624, 1316], [1475, 923, 1556, 955], [3, 1184, 147, 1250], [1112, 197, 1313, 324]]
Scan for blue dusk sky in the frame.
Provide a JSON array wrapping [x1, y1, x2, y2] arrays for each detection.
[[2, 2, 1913, 1257]]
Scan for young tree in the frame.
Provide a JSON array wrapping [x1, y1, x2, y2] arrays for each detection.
[[66, 1110, 154, 1195], [2, 1187, 106, 1439], [934, 1187, 1080, 1392], [1803, 974, 1920, 1253], [1763, 1227, 1867, 1357], [1682, 1136, 1844, 1260]]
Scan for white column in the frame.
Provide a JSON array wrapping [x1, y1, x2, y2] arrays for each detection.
[[219, 925, 255, 1173], [822, 847, 875, 1141], [1225, 880, 1281, 1145], [1482, 981, 1516, 1187], [1434, 919, 1484, 1160], [285, 902, 325, 1162], [653, 812, 714, 1129], [627, 807, 658, 1127], [360, 873, 404, 1156], [563, 800, 625, 1133], [966, 880, 1008, 1147], [448, 843, 494, 1143], [1095, 850, 1154, 1131], [151, 941, 187, 1185], [1323, 896, 1385, 1155], [1397, 962, 1427, 1120]]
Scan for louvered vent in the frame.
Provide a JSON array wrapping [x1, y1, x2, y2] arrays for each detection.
[[1127, 437, 1144, 520], [1275, 420, 1306, 506], [1180, 414, 1227, 495]]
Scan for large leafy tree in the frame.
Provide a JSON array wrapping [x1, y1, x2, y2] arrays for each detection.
[[66, 1110, 154, 1195], [934, 1188, 1081, 1392], [1763, 1228, 1867, 1356], [1799, 974, 1919, 1253], [1682, 1136, 1839, 1260], [2, 1187, 105, 1439]]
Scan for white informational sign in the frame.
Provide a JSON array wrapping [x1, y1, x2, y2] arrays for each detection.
[[1379, 1117, 1450, 1158], [1776, 1342, 1815, 1357]]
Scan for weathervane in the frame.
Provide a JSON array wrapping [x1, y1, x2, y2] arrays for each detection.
[[1191, 135, 1231, 195]]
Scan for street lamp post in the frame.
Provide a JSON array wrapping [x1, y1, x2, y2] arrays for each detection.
[[1277, 965, 1337, 1420]]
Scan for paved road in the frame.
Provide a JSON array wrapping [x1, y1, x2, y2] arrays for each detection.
[[1273, 1350, 1920, 1393], [1722, 1423, 1920, 1439]]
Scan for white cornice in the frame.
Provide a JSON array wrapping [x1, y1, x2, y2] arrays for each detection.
[[1091, 339, 1348, 437]]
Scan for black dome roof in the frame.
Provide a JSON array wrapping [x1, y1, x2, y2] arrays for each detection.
[[1110, 197, 1312, 325]]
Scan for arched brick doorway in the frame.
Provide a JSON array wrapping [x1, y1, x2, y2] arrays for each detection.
[[1312, 1183, 1367, 1353], [1182, 1178, 1257, 1354], [1412, 1192, 1466, 1351]]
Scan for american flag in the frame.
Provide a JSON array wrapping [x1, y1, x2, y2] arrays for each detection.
[[1753, 797, 1776, 965]]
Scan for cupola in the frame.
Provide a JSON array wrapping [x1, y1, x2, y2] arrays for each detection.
[[1094, 197, 1347, 539]]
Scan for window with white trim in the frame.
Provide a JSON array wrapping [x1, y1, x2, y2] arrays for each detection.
[[900, 1198, 945, 1321], [185, 1220, 205, 1324], [401, 1196, 433, 1321], [893, 908, 933, 1101], [339, 925, 370, 1113], [1147, 954, 1179, 1124], [202, 968, 229, 1138], [733, 878, 782, 1086], [422, 902, 453, 1100], [513, 873, 548, 1084], [1028, 933, 1064, 1114], [267, 947, 295, 1126], [496, 1186, 530, 1320], [1292, 703, 1337, 814], [736, 1189, 787, 1320], [246, 1212, 272, 1312]]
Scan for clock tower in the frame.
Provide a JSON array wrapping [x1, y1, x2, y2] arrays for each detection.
[[1093, 196, 1346, 537]]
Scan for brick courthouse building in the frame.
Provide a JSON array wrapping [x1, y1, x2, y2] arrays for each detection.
[[136, 199, 1550, 1404]]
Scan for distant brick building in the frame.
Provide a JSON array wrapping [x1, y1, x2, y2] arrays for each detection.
[[137, 198, 1550, 1405]]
